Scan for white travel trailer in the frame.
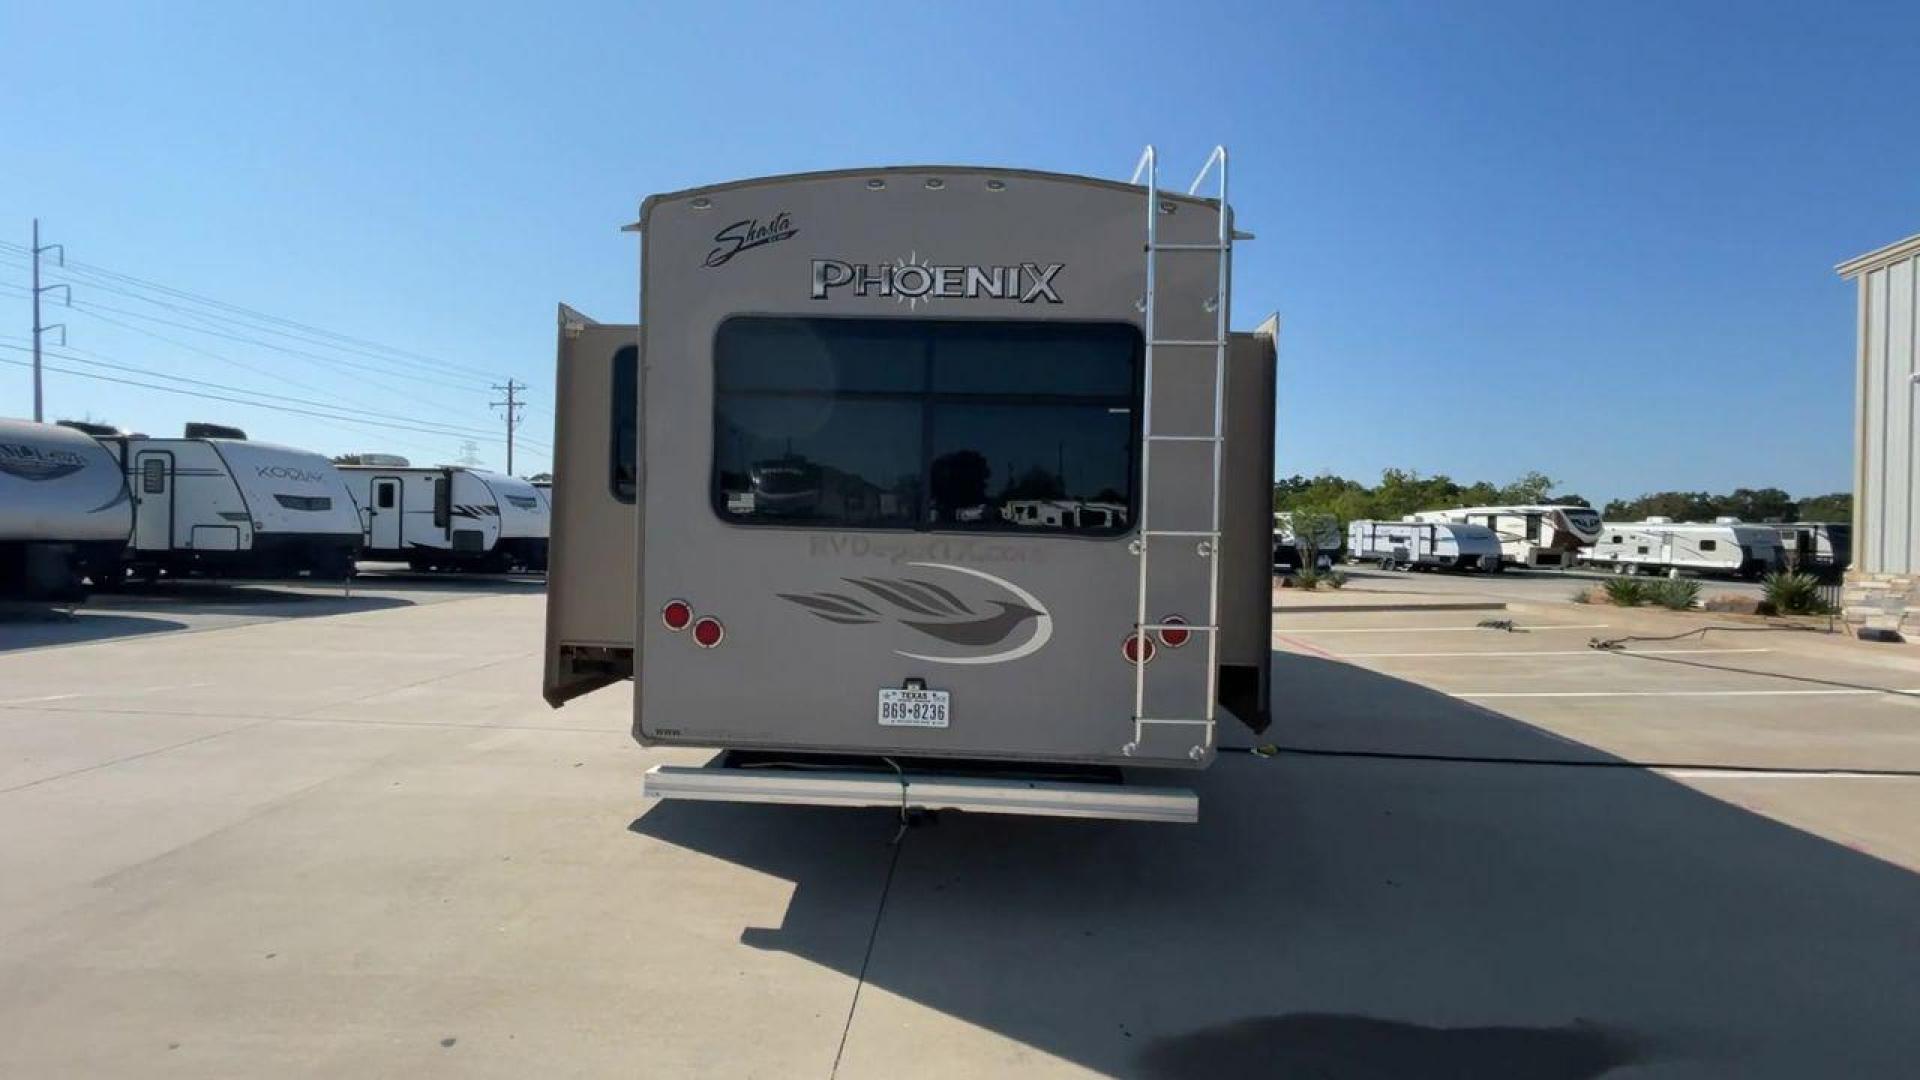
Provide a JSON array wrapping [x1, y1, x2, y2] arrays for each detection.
[[1347, 519, 1503, 572], [1272, 511, 1341, 571], [96, 426, 362, 581], [340, 465, 550, 572], [1409, 504, 1602, 568], [0, 418, 132, 601], [1580, 518, 1787, 579], [543, 150, 1278, 822]]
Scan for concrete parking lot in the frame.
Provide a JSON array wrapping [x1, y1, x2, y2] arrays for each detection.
[[1299, 564, 1774, 606], [1, 581, 1917, 1077]]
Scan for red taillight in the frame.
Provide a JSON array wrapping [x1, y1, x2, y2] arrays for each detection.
[[692, 616, 725, 649], [1123, 632, 1155, 665], [662, 600, 694, 632], [1158, 615, 1190, 649]]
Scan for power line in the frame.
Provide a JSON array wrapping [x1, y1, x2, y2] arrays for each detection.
[[0, 350, 530, 447], [0, 340, 505, 440], [0, 277, 517, 433], [0, 239, 509, 382]]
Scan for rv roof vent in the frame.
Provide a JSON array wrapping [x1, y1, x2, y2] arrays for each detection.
[[359, 453, 411, 467], [1644, 516, 1672, 524], [56, 419, 124, 437], [185, 422, 248, 440], [1714, 516, 1742, 524]]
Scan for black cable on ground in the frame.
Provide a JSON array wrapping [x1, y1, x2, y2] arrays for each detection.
[[1224, 745, 1920, 778], [1587, 623, 1822, 650], [829, 799, 910, 1076], [1592, 632, 1920, 698]]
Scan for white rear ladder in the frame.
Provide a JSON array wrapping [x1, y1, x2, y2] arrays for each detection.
[[1124, 144, 1231, 761]]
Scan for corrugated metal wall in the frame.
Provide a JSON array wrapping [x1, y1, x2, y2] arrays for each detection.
[[1854, 249, 1920, 574]]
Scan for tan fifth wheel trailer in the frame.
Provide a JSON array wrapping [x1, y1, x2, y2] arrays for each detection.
[[544, 150, 1276, 822]]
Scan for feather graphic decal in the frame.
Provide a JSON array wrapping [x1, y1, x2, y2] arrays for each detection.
[[778, 563, 1052, 665]]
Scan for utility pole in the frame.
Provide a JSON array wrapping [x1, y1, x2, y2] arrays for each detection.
[[30, 219, 69, 423], [491, 379, 525, 475]]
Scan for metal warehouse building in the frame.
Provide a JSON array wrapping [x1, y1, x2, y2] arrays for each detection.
[[1839, 233, 1920, 635]]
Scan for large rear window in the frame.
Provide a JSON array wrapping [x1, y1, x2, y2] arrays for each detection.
[[713, 317, 1140, 535]]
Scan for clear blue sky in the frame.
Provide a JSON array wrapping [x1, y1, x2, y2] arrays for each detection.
[[2, 1, 1916, 502]]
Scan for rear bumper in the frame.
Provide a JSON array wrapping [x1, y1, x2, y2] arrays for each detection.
[[643, 760, 1198, 823]]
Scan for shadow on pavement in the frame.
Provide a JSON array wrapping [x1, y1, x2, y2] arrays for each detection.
[[630, 651, 1920, 1078], [0, 610, 189, 652]]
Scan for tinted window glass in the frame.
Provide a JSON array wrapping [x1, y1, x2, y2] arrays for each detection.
[[612, 345, 638, 502], [716, 319, 924, 394], [713, 317, 1139, 534], [931, 322, 1138, 397], [376, 484, 395, 509], [717, 397, 921, 527], [141, 458, 165, 494], [928, 403, 1133, 530], [1700, 539, 1717, 551]]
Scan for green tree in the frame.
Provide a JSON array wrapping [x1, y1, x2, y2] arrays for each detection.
[[1795, 492, 1851, 522], [1711, 487, 1795, 522], [1496, 470, 1556, 505]]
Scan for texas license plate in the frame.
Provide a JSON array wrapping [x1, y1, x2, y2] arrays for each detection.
[[877, 688, 950, 729]]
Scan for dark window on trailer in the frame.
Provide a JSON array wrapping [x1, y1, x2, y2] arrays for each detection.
[[274, 494, 332, 511], [141, 458, 165, 494], [1699, 539, 1718, 552], [612, 345, 638, 503], [376, 484, 395, 509], [711, 317, 1140, 534], [1637, 545, 1649, 554]]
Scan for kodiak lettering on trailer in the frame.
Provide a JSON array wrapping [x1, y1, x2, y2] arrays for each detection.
[[810, 260, 1064, 303], [704, 212, 798, 268], [256, 465, 326, 483], [0, 443, 87, 482]]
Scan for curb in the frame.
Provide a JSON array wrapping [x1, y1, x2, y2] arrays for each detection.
[[1272, 600, 1508, 615]]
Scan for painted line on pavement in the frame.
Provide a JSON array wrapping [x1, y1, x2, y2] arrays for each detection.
[[1659, 768, 1918, 781], [1461, 688, 1920, 699], [1276, 624, 1611, 635], [1338, 647, 1773, 659]]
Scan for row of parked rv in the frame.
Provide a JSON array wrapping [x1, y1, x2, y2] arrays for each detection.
[[1274, 506, 1851, 579], [0, 417, 551, 602]]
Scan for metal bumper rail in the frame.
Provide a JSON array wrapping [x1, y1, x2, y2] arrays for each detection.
[[642, 763, 1198, 824]]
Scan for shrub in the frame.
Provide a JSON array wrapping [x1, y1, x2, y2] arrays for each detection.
[[1324, 571, 1348, 590], [1651, 578, 1702, 611], [1294, 569, 1322, 591], [1762, 571, 1831, 616], [1602, 578, 1649, 607]]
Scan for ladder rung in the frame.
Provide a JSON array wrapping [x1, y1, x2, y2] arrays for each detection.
[[1147, 434, 1221, 443], [1149, 339, 1227, 347], [1148, 242, 1229, 252], [1144, 529, 1219, 538], [1134, 717, 1215, 727], [1139, 623, 1217, 632]]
